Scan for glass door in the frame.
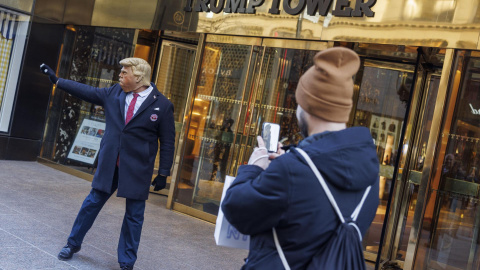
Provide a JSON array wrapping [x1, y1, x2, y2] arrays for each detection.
[[171, 36, 327, 221], [371, 48, 451, 269], [413, 51, 480, 270], [379, 66, 442, 269], [173, 36, 262, 220], [351, 60, 417, 262], [395, 72, 441, 262], [230, 39, 329, 176], [151, 41, 196, 195]]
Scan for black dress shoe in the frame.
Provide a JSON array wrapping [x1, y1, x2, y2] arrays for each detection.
[[120, 265, 133, 270], [58, 244, 81, 261]]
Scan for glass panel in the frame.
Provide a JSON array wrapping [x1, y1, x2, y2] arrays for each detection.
[[152, 42, 196, 192], [243, 47, 317, 161], [395, 74, 441, 261], [376, 62, 427, 265], [174, 42, 257, 215], [228, 45, 263, 173], [257, 47, 315, 143], [353, 60, 416, 255], [415, 52, 480, 270], [0, 10, 30, 132], [41, 26, 136, 173]]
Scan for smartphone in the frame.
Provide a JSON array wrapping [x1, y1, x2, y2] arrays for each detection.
[[262, 122, 280, 152]]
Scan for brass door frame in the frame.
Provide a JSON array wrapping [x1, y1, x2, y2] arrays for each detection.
[[403, 49, 455, 269], [191, 41, 262, 201], [152, 40, 197, 85], [355, 59, 418, 264], [233, 38, 330, 172], [166, 34, 205, 209], [205, 34, 262, 46], [151, 40, 197, 197], [169, 35, 263, 216], [389, 71, 442, 269], [229, 45, 266, 174], [421, 52, 480, 270], [167, 34, 328, 220], [377, 61, 428, 267], [261, 38, 328, 51]]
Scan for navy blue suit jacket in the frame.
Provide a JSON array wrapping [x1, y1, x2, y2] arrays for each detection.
[[57, 79, 175, 200]]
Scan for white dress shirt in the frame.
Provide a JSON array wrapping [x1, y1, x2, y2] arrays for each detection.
[[124, 86, 153, 121]]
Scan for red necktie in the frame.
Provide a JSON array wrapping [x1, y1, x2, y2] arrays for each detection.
[[125, 93, 139, 124], [117, 93, 140, 166]]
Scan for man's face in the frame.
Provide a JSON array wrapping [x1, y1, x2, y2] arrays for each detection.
[[296, 105, 309, 138], [119, 66, 137, 92]]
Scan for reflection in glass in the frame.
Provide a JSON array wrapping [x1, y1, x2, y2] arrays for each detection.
[[415, 53, 480, 269], [353, 61, 415, 256], [174, 43, 321, 216], [395, 74, 440, 262], [175, 42, 254, 215], [152, 42, 196, 191], [254, 47, 316, 146]]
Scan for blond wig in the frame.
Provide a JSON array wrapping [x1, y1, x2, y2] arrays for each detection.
[[119, 57, 151, 87]]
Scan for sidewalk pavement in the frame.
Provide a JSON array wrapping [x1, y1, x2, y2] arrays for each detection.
[[0, 161, 248, 270]]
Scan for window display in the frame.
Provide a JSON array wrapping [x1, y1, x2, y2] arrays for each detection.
[[0, 9, 29, 132]]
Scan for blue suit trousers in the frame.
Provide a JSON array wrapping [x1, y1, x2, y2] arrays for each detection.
[[67, 166, 146, 266]]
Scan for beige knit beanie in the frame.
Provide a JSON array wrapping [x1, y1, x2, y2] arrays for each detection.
[[295, 47, 360, 123]]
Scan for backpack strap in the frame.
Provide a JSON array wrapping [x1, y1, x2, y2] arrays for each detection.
[[295, 148, 371, 240], [272, 148, 371, 270]]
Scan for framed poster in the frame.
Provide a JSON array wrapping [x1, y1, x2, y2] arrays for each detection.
[[67, 119, 106, 165]]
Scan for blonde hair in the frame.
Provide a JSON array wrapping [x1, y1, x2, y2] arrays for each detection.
[[119, 57, 151, 87]]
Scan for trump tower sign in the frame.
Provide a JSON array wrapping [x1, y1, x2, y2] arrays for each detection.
[[184, 0, 376, 17]]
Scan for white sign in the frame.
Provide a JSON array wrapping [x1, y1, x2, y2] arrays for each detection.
[[67, 119, 106, 165]]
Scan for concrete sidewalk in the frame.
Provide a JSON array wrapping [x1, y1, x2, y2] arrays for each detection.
[[0, 161, 248, 270]]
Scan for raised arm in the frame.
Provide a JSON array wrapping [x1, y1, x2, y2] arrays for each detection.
[[40, 63, 110, 106]]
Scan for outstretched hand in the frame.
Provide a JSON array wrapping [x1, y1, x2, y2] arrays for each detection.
[[40, 63, 58, 84], [151, 174, 167, 191]]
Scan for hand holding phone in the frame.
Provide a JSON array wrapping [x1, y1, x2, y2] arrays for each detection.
[[262, 122, 280, 153]]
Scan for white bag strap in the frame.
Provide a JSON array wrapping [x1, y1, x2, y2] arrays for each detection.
[[273, 227, 291, 270], [272, 148, 371, 270]]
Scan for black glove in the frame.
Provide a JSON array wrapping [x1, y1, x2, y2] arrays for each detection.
[[40, 63, 58, 84], [152, 175, 167, 191]]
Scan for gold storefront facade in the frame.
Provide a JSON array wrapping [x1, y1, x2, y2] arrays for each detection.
[[32, 0, 480, 268]]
